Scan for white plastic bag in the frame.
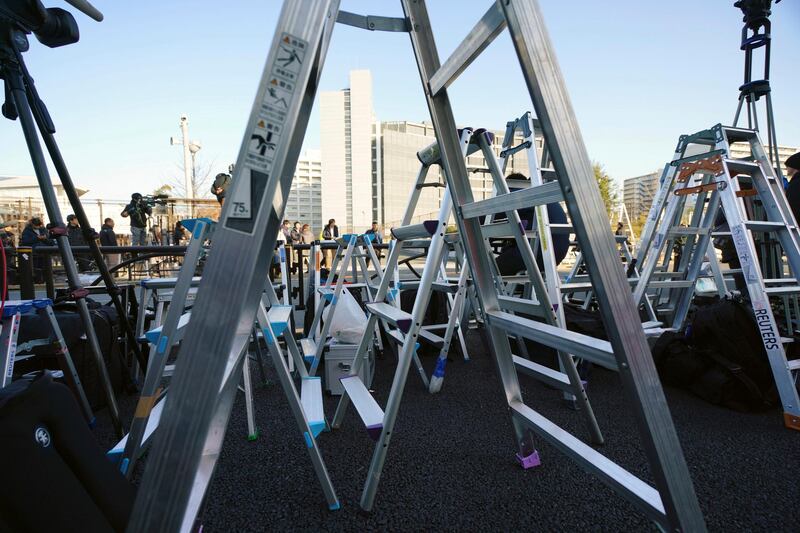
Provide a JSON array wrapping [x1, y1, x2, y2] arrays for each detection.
[[322, 287, 367, 344]]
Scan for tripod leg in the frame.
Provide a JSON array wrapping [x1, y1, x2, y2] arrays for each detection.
[[4, 62, 124, 438]]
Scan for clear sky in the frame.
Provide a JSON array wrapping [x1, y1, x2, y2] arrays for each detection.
[[1, 0, 798, 200]]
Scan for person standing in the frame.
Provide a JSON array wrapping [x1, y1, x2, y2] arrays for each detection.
[[291, 221, 302, 244], [66, 214, 91, 271], [121, 193, 152, 245], [99, 218, 120, 272], [301, 223, 315, 244], [365, 221, 383, 244], [20, 217, 52, 282], [784, 152, 800, 223], [322, 218, 339, 267], [1, 224, 15, 248]]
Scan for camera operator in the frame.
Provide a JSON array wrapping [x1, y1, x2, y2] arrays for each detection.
[[211, 173, 231, 205], [121, 193, 152, 245]]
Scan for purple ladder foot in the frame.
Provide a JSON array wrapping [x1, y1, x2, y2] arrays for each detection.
[[516, 450, 541, 470]]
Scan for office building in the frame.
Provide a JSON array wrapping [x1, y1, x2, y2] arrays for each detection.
[[320, 70, 376, 233], [728, 143, 798, 178], [284, 150, 323, 232]]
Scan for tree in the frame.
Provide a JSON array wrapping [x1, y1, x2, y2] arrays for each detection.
[[593, 162, 617, 217], [152, 184, 173, 197], [168, 155, 216, 199]]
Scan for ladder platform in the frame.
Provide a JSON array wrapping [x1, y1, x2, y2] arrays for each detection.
[[513, 355, 571, 392], [724, 159, 760, 175], [300, 338, 319, 363], [144, 311, 191, 345], [744, 221, 789, 232], [461, 181, 563, 219], [108, 394, 165, 461], [509, 401, 665, 520], [300, 377, 326, 438], [267, 305, 293, 336], [486, 310, 618, 371], [723, 126, 757, 143], [340, 376, 383, 441], [391, 220, 439, 241], [366, 302, 413, 333]]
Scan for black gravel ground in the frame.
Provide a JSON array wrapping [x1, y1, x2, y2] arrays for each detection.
[[93, 331, 799, 532]]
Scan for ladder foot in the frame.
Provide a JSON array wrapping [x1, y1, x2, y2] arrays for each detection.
[[783, 412, 800, 431], [516, 450, 541, 470], [328, 501, 341, 511], [247, 430, 259, 441]]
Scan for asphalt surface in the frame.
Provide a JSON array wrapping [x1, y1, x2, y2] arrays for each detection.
[[93, 330, 799, 532]]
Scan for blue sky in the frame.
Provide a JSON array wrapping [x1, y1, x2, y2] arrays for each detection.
[[1, 0, 798, 200]]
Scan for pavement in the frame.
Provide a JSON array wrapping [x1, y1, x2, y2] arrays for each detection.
[[92, 329, 799, 532]]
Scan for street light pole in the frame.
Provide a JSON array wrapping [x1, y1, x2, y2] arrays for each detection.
[[170, 115, 201, 217]]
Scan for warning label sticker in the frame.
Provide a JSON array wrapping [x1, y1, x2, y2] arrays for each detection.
[[229, 32, 307, 227]]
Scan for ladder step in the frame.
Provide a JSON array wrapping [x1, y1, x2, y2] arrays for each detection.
[[340, 376, 384, 441], [386, 327, 444, 348], [764, 278, 798, 285], [431, 281, 460, 294], [724, 159, 760, 175], [300, 338, 318, 363], [508, 401, 665, 519], [649, 280, 695, 289], [366, 302, 413, 333], [788, 359, 800, 371], [497, 295, 547, 319], [764, 286, 800, 296], [549, 223, 573, 234], [486, 310, 618, 371], [318, 287, 336, 301], [300, 377, 326, 438], [744, 221, 789, 232], [461, 181, 563, 220], [108, 395, 165, 459], [481, 220, 519, 239], [144, 311, 191, 345], [391, 220, 439, 241], [560, 282, 593, 292], [267, 305, 292, 337], [513, 355, 571, 391], [667, 227, 709, 237], [641, 321, 663, 330]]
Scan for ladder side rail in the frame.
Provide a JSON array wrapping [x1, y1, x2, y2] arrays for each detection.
[[127, 3, 338, 529], [263, 284, 308, 378], [307, 241, 343, 340], [0, 313, 21, 389], [121, 221, 211, 476], [354, 241, 385, 354], [499, 2, 704, 529]]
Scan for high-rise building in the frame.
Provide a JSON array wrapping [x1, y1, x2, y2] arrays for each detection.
[[320, 70, 375, 233], [728, 143, 798, 178], [284, 149, 322, 232], [623, 170, 661, 222]]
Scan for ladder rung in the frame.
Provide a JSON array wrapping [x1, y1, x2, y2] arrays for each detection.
[[391, 220, 439, 241], [366, 302, 413, 333], [560, 282, 593, 292], [667, 227, 709, 237], [486, 310, 618, 371], [145, 311, 191, 345], [267, 305, 292, 337], [649, 280, 695, 289], [549, 223, 574, 234], [513, 355, 571, 392], [461, 181, 563, 220], [300, 377, 326, 438], [300, 338, 318, 363], [497, 295, 547, 319], [509, 401, 665, 519], [340, 376, 384, 441], [744, 221, 789, 232], [641, 321, 663, 329], [764, 286, 800, 296], [788, 359, 800, 371], [724, 159, 760, 175], [108, 395, 165, 458], [764, 278, 797, 285]]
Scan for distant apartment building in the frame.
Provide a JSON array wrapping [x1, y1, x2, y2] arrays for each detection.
[[284, 150, 322, 231], [320, 70, 376, 233], [623, 170, 661, 221]]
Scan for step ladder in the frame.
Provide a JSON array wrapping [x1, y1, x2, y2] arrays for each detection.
[[633, 124, 800, 431], [128, 2, 704, 531], [1, 298, 93, 424]]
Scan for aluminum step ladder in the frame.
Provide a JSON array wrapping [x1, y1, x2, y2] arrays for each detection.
[[128, 2, 704, 531], [633, 124, 800, 431], [1, 298, 93, 424]]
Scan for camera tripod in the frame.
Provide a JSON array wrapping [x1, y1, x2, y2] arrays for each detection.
[[0, 18, 131, 437]]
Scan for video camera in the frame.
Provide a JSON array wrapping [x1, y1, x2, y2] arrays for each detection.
[[139, 194, 169, 208], [0, 1, 102, 49]]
